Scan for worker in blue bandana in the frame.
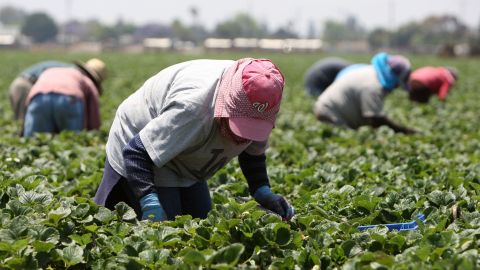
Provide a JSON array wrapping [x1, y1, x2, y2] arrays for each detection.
[[313, 52, 416, 134]]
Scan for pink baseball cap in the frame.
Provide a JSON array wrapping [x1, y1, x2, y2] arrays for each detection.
[[214, 58, 284, 141]]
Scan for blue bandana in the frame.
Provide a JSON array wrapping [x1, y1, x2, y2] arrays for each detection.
[[371, 52, 398, 91]]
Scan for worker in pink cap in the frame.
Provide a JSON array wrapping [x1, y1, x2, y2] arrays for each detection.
[[94, 58, 294, 222], [408, 66, 458, 103]]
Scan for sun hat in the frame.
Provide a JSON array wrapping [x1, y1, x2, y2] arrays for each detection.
[[445, 66, 459, 81], [437, 66, 458, 100], [214, 58, 285, 142], [74, 58, 107, 89]]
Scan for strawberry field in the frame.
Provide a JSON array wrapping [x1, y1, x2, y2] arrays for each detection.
[[0, 51, 479, 269]]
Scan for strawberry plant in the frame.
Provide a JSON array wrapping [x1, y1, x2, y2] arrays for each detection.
[[0, 51, 479, 269]]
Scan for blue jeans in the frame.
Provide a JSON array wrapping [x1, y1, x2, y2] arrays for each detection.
[[95, 158, 212, 220], [23, 93, 84, 137]]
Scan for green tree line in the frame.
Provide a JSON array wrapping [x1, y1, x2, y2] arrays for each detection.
[[1, 5, 478, 53]]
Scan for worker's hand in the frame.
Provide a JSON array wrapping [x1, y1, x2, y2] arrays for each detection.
[[139, 193, 167, 222], [253, 186, 294, 221]]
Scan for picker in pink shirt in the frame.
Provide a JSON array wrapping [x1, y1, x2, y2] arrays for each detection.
[[23, 58, 107, 137], [408, 66, 458, 103]]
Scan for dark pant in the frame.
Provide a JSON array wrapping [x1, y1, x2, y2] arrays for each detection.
[[409, 80, 432, 103], [97, 159, 212, 220]]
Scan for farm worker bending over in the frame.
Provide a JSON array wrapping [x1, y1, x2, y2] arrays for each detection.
[[408, 66, 458, 103], [304, 57, 352, 97], [8, 60, 74, 121], [314, 52, 416, 134], [23, 58, 107, 137], [94, 58, 294, 222]]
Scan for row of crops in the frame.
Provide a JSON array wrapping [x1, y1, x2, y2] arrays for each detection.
[[0, 51, 479, 269]]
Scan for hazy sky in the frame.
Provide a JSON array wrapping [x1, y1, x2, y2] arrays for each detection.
[[3, 0, 479, 35]]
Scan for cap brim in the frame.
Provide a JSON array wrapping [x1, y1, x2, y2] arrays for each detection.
[[229, 117, 273, 142]]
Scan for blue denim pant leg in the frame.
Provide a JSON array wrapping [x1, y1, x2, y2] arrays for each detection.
[[23, 93, 84, 137], [23, 94, 55, 137], [156, 181, 212, 220], [180, 181, 212, 219], [52, 94, 84, 132], [96, 156, 212, 220]]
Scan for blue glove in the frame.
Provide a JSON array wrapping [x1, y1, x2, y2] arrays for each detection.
[[139, 193, 167, 221], [253, 186, 294, 221]]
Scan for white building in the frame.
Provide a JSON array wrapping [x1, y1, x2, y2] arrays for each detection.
[[0, 24, 29, 48]]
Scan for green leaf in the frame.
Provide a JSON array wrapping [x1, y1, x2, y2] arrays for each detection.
[[275, 224, 291, 246], [71, 203, 91, 219], [11, 238, 30, 253], [48, 206, 71, 225], [4, 253, 38, 269], [19, 190, 52, 206], [105, 222, 131, 238], [84, 224, 99, 233], [414, 245, 431, 261], [209, 243, 244, 266], [428, 191, 456, 207], [69, 233, 92, 247], [115, 202, 137, 221], [94, 207, 114, 223], [138, 249, 170, 264], [60, 245, 84, 266], [342, 239, 362, 257], [339, 185, 355, 195], [0, 241, 12, 252], [331, 245, 346, 264], [106, 236, 124, 254], [181, 249, 207, 265], [7, 200, 32, 216], [30, 226, 59, 244], [32, 240, 56, 253], [353, 195, 380, 213]]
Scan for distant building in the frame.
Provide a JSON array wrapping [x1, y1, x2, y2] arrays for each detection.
[[143, 38, 173, 52], [0, 24, 29, 48], [203, 38, 322, 53], [323, 40, 369, 53]]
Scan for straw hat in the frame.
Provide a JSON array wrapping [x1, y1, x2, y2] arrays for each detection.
[[75, 58, 107, 89]]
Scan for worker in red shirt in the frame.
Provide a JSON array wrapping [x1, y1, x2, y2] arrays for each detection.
[[408, 66, 458, 103], [23, 59, 107, 137]]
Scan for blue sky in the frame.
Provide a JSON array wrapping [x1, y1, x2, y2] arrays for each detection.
[[3, 0, 479, 35]]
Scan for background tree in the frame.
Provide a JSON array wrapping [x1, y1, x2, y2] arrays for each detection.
[[171, 19, 195, 41], [389, 22, 418, 50], [322, 16, 366, 46], [466, 20, 480, 55], [419, 15, 468, 47], [83, 19, 105, 41], [133, 23, 172, 42], [21, 12, 58, 43], [389, 15, 468, 52], [270, 21, 298, 39], [188, 6, 207, 45], [214, 13, 267, 38], [368, 28, 391, 50], [0, 6, 26, 25]]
